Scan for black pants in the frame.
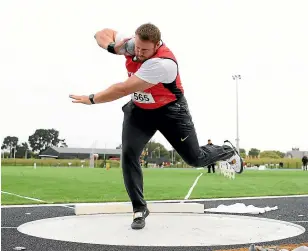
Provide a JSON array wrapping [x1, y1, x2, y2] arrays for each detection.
[[207, 163, 215, 173], [121, 96, 234, 212]]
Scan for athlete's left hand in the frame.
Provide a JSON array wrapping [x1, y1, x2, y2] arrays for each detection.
[[69, 94, 91, 105]]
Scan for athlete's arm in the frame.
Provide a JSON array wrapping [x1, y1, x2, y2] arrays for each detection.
[[69, 59, 177, 105], [69, 75, 153, 105], [91, 59, 178, 103], [93, 75, 153, 103]]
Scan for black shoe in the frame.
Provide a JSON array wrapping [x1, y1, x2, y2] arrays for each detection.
[[131, 208, 150, 230]]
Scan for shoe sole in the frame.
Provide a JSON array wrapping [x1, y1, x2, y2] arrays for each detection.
[[234, 156, 244, 174], [224, 140, 244, 174], [131, 222, 145, 230]]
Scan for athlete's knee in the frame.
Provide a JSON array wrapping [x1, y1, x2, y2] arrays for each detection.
[[121, 146, 134, 165], [121, 147, 130, 160], [121, 145, 142, 167]]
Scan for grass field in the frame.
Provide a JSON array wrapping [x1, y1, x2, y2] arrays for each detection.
[[1, 166, 308, 205]]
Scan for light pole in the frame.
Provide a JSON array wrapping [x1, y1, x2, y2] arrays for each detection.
[[232, 74, 241, 153], [104, 143, 106, 164], [153, 147, 160, 158]]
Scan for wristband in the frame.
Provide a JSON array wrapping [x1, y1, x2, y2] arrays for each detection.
[[107, 42, 116, 54], [89, 94, 95, 104]]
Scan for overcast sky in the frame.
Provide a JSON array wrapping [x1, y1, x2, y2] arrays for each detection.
[[0, 0, 307, 153]]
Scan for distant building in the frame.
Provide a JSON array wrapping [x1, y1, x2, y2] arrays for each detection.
[[285, 148, 308, 159], [39, 146, 122, 160]]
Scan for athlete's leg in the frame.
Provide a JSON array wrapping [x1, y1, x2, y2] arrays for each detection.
[[212, 163, 216, 173], [158, 97, 235, 168], [207, 165, 211, 173], [121, 101, 157, 212]]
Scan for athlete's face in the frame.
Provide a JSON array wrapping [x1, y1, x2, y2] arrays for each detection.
[[134, 35, 160, 62]]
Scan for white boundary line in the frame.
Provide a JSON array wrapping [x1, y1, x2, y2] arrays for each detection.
[[1, 191, 47, 203], [1, 194, 307, 208], [1, 191, 74, 210], [184, 173, 203, 200]]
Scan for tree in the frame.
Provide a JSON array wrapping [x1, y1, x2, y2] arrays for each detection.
[[59, 139, 68, 148], [15, 142, 30, 158], [260, 151, 281, 159], [239, 148, 246, 158], [144, 140, 169, 158], [248, 148, 260, 158], [274, 151, 285, 158], [28, 129, 64, 153], [1, 136, 19, 158]]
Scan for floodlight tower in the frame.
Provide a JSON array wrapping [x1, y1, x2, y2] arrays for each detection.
[[232, 74, 241, 153]]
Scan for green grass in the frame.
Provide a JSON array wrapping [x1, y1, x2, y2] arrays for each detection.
[[193, 170, 308, 198], [1, 166, 308, 205]]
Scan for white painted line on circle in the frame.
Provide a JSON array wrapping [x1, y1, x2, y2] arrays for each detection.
[[17, 213, 305, 246], [184, 173, 203, 200], [13, 247, 26, 250], [2, 194, 308, 208], [53, 205, 75, 210], [2, 227, 17, 229]]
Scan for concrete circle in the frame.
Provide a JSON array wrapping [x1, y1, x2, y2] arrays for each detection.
[[17, 213, 305, 246]]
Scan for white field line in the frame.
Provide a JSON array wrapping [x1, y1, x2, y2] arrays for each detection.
[[2, 191, 47, 203], [1, 191, 74, 210], [184, 173, 203, 200]]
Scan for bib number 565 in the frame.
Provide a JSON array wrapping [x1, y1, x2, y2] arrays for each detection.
[[134, 93, 150, 102]]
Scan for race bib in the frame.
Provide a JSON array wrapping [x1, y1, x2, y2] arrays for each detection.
[[131, 91, 155, 103]]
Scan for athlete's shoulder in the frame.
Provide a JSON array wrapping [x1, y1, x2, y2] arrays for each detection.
[[155, 43, 177, 61]]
